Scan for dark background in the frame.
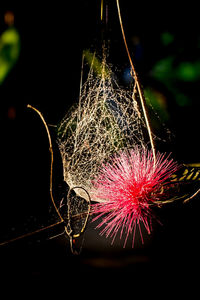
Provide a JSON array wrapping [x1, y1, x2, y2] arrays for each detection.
[[0, 0, 200, 296]]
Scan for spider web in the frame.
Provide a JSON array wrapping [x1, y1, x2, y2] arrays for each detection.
[[57, 53, 151, 202]]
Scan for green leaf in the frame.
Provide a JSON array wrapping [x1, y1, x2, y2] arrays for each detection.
[[0, 27, 20, 84]]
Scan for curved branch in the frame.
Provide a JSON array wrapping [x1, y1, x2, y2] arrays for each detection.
[[27, 104, 64, 223]]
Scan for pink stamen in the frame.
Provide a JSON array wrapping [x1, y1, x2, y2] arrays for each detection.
[[91, 147, 178, 247]]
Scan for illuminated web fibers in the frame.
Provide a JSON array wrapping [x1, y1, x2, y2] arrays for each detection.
[[57, 58, 148, 200], [91, 147, 178, 247]]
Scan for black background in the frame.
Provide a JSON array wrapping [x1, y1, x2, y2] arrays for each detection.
[[0, 0, 200, 296]]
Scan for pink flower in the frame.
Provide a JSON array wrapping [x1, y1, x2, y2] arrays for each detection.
[[91, 147, 178, 247]]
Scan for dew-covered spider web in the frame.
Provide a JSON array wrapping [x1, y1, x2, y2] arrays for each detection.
[[57, 52, 153, 202]]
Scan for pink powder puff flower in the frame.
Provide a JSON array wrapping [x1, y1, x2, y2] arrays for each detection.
[[91, 147, 178, 247]]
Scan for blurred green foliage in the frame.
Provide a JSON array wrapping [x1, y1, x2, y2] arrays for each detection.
[[144, 30, 200, 110], [0, 27, 20, 84], [151, 55, 200, 107], [176, 61, 200, 82], [152, 56, 200, 83], [160, 32, 174, 46]]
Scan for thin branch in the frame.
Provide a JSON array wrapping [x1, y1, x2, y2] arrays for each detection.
[[27, 104, 64, 223], [116, 0, 156, 162], [183, 188, 200, 203], [0, 220, 64, 247]]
